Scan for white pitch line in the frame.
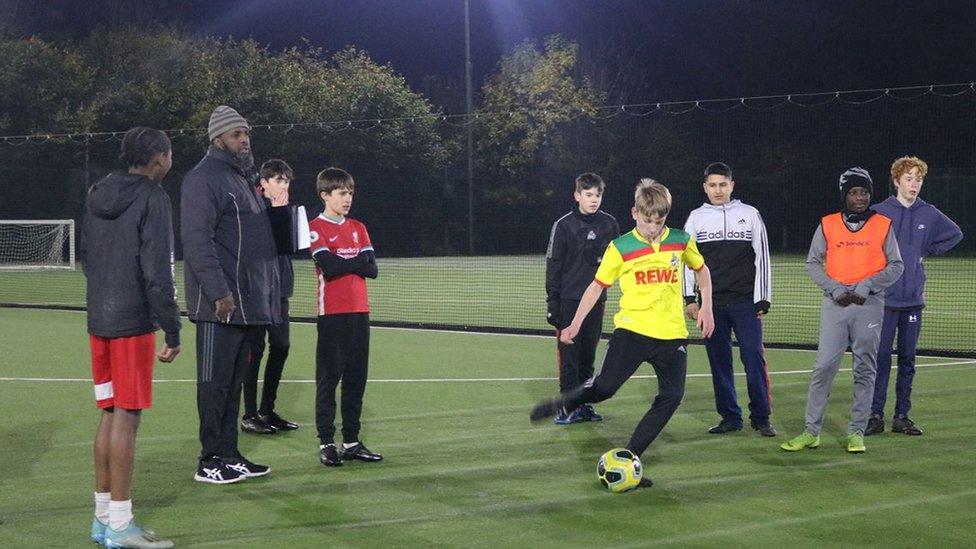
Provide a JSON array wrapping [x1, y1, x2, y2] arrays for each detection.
[[1, 360, 973, 384]]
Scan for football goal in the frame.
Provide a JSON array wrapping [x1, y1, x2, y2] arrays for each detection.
[[0, 219, 76, 270]]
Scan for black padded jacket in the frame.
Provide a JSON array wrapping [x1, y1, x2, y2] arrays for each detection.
[[82, 172, 181, 347], [180, 147, 287, 325]]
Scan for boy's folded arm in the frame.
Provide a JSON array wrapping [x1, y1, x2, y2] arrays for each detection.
[[313, 249, 367, 278], [355, 251, 378, 279]]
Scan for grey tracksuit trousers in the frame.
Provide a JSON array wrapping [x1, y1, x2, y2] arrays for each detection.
[[803, 215, 904, 436], [805, 295, 884, 435]]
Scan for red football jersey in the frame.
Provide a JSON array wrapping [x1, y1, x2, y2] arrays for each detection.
[[308, 215, 373, 315]]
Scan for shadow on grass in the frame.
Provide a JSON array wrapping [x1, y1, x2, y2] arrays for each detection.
[[0, 420, 61, 478]]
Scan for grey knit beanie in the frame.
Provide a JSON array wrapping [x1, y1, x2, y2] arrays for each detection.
[[208, 105, 250, 141]]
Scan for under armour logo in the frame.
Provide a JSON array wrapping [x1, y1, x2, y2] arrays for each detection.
[[909, 314, 918, 323], [587, 230, 596, 240]]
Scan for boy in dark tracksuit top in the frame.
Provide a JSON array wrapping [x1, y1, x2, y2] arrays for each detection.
[[683, 162, 775, 437], [309, 167, 382, 467], [865, 157, 963, 436], [545, 173, 620, 424], [241, 159, 301, 434]]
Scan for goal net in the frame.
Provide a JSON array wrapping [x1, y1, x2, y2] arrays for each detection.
[[0, 220, 75, 270]]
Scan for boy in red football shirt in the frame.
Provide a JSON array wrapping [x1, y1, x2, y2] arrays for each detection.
[[308, 167, 382, 466]]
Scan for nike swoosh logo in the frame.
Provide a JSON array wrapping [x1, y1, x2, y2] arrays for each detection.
[[328, 236, 339, 242], [868, 323, 880, 328]]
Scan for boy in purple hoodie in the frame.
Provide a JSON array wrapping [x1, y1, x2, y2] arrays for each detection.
[[866, 156, 963, 436]]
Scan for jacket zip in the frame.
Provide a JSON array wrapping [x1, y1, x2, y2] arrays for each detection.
[[229, 193, 248, 324]]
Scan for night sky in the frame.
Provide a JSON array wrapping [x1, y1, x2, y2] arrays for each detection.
[[12, 0, 976, 110]]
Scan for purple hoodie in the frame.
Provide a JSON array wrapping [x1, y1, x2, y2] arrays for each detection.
[[871, 196, 963, 309]]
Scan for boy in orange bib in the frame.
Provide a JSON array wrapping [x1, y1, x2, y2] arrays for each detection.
[[782, 168, 903, 454]]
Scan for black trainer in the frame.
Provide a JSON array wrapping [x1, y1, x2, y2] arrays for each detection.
[[530, 397, 565, 422], [241, 415, 277, 435], [637, 476, 654, 489], [194, 457, 246, 484], [891, 416, 923, 436], [319, 443, 343, 467], [708, 420, 743, 434], [262, 411, 299, 431], [865, 415, 885, 436], [223, 455, 271, 478], [751, 422, 777, 437], [341, 442, 383, 462]]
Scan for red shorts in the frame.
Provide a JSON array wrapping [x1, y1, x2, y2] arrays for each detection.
[[90, 332, 156, 410]]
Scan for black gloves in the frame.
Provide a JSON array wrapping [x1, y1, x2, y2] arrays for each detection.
[[546, 298, 562, 329], [835, 292, 866, 307]]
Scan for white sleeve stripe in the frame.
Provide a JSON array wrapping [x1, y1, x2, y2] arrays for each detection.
[[546, 213, 572, 259], [753, 209, 771, 302], [683, 211, 698, 297], [94, 381, 114, 400]]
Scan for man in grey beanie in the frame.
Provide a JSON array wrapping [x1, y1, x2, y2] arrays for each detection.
[[182, 105, 290, 484]]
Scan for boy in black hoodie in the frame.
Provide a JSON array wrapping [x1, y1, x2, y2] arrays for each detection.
[[83, 127, 180, 548]]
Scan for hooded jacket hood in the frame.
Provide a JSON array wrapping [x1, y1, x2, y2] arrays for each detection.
[[86, 172, 154, 220]]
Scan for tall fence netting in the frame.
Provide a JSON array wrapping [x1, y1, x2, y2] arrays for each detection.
[[1, 88, 973, 355]]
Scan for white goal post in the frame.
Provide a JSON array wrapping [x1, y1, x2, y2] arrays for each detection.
[[0, 219, 76, 270]]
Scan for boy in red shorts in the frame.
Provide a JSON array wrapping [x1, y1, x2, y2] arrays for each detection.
[[83, 127, 181, 548]]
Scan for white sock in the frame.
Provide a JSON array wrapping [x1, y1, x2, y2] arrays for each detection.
[[343, 441, 359, 449], [108, 500, 133, 532], [94, 492, 110, 524]]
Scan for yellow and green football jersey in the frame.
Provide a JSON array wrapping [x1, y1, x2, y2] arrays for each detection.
[[595, 227, 705, 340]]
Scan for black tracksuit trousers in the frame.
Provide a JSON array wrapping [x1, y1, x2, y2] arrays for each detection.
[[315, 313, 370, 444], [557, 299, 604, 393], [196, 321, 264, 460], [242, 298, 291, 417], [563, 328, 687, 456]]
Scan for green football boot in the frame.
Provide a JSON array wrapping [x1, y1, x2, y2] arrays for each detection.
[[847, 432, 866, 453], [780, 432, 820, 452]]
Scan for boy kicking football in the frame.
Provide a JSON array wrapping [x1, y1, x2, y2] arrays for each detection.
[[531, 179, 714, 487]]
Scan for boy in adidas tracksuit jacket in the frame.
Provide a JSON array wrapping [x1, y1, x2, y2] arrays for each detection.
[[683, 162, 774, 436]]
